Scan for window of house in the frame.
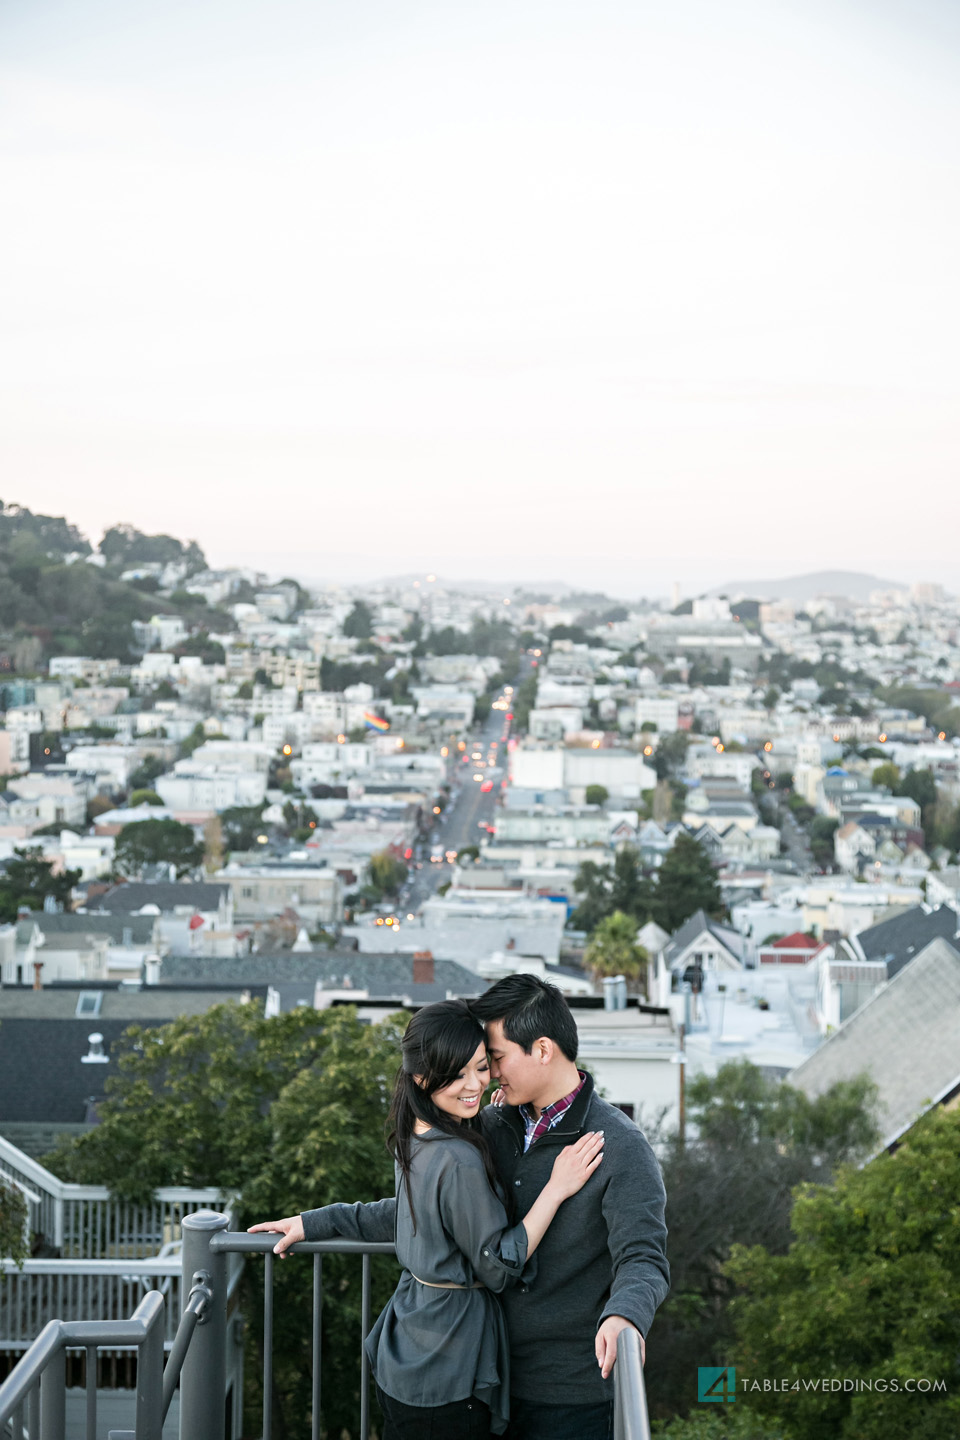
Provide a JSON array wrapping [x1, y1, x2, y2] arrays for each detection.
[[616, 1103, 636, 1120], [76, 991, 103, 1018]]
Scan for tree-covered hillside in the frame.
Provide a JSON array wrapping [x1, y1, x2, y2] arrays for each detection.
[[0, 502, 215, 667]]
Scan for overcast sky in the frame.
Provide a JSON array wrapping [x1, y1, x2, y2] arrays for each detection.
[[2, 0, 958, 597]]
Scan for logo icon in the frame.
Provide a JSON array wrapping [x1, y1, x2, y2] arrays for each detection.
[[698, 1367, 736, 1403]]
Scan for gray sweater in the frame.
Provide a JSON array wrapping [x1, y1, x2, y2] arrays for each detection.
[[302, 1072, 669, 1406]]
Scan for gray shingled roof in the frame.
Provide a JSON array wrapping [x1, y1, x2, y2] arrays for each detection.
[[848, 903, 960, 977], [788, 936, 960, 1149], [661, 909, 742, 967], [19, 912, 159, 944], [158, 951, 484, 995], [89, 882, 229, 914], [0, 988, 255, 1022]]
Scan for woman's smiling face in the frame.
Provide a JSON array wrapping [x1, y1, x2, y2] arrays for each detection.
[[427, 1040, 490, 1122]]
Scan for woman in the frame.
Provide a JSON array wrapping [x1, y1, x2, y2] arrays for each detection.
[[249, 1000, 604, 1439]]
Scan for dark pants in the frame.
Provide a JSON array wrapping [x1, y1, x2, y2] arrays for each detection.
[[376, 1384, 492, 1440], [504, 1395, 614, 1440]]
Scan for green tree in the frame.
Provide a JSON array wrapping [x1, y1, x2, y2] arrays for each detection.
[[0, 848, 81, 922], [569, 847, 654, 931], [654, 1410, 783, 1439], [367, 850, 408, 899], [895, 767, 938, 833], [114, 818, 203, 879], [871, 762, 901, 792], [178, 722, 209, 758], [0, 1173, 29, 1271], [128, 788, 163, 807], [219, 805, 267, 853], [45, 1003, 405, 1440], [343, 600, 374, 639], [725, 1106, 960, 1440], [585, 784, 609, 806], [652, 833, 722, 931], [510, 673, 539, 732], [653, 731, 689, 780], [570, 859, 617, 931], [583, 911, 648, 987], [648, 1061, 879, 1424], [128, 755, 166, 791], [808, 816, 838, 868]]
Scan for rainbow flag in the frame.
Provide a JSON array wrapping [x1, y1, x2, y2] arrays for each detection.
[[364, 711, 390, 733]]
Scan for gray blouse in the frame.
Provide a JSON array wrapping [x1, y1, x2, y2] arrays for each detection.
[[364, 1130, 534, 1434]]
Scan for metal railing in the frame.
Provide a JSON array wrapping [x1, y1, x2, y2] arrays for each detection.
[[0, 1288, 167, 1440], [0, 1138, 225, 1260], [2, 1207, 653, 1440], [614, 1327, 652, 1440]]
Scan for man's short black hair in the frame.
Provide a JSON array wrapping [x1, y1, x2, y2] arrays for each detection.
[[471, 974, 579, 1062]]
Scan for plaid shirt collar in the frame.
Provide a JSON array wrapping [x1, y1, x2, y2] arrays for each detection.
[[520, 1071, 587, 1153]]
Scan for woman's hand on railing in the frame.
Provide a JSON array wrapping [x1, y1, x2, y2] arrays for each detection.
[[246, 1215, 305, 1258]]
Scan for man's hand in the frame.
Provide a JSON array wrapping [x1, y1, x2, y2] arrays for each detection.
[[595, 1316, 645, 1379], [247, 1215, 305, 1258]]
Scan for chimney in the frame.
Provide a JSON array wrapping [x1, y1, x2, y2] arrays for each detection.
[[602, 975, 627, 1011], [143, 955, 161, 986], [32, 961, 44, 991], [413, 951, 435, 986]]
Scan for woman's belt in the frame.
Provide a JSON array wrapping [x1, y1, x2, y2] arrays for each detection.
[[409, 1272, 484, 1290]]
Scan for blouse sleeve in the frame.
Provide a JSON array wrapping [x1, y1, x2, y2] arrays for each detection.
[[437, 1154, 538, 1294], [301, 1198, 396, 1244]]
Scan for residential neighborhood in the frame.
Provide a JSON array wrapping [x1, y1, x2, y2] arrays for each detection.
[[2, 516, 959, 1154], [2, 510, 960, 1438]]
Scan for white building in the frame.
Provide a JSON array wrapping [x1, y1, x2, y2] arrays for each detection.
[[156, 768, 267, 811]]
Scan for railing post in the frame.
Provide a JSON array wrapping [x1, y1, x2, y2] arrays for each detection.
[[39, 1340, 66, 1440], [179, 1210, 229, 1440]]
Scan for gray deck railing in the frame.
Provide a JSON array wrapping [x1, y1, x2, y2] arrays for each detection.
[[0, 1138, 225, 1260], [2, 1207, 652, 1440]]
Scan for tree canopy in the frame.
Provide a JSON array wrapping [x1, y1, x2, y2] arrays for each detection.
[[0, 849, 81, 922], [724, 1105, 960, 1440], [583, 911, 648, 985], [46, 1003, 406, 1440], [570, 834, 722, 936], [366, 850, 408, 899], [343, 600, 374, 639], [647, 1060, 880, 1426], [114, 818, 203, 879], [99, 523, 206, 572]]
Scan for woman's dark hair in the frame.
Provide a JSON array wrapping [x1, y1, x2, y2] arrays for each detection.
[[387, 1000, 501, 1229], [471, 974, 579, 1062]]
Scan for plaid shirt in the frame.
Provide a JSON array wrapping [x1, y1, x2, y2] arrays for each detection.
[[520, 1071, 587, 1153]]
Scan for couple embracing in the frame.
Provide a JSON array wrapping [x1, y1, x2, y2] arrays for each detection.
[[250, 975, 669, 1440]]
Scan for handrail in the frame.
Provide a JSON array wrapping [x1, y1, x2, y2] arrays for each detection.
[[1, 1209, 654, 1440], [0, 1289, 165, 1440], [613, 1326, 652, 1440]]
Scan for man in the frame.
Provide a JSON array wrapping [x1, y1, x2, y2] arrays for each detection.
[[251, 975, 668, 1440], [469, 974, 669, 1440]]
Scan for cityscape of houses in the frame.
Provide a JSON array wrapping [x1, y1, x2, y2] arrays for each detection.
[[2, 512, 960, 1440], [1, 519, 959, 1164]]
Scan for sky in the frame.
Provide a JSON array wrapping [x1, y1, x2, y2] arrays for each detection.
[[1, 0, 959, 598]]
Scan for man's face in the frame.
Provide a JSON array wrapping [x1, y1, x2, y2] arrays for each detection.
[[485, 1019, 544, 1108]]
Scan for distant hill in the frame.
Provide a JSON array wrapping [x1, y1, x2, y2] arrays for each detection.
[[0, 502, 216, 669], [706, 570, 905, 605]]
